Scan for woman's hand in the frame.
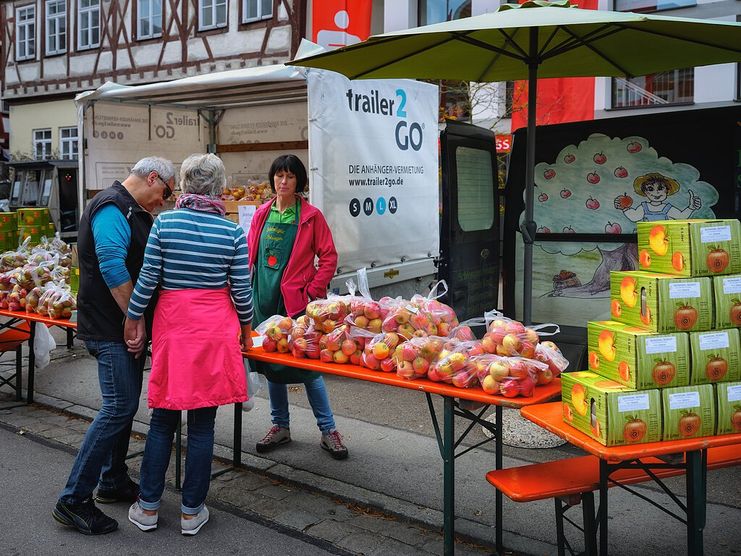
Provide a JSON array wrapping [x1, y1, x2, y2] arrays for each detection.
[[240, 324, 253, 352], [124, 317, 147, 358]]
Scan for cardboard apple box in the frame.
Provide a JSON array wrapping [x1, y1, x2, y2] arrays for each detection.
[[637, 219, 741, 277], [661, 384, 715, 440], [561, 371, 661, 446], [610, 271, 713, 333], [587, 321, 689, 389], [713, 274, 741, 329], [688, 328, 741, 385], [714, 381, 741, 435]]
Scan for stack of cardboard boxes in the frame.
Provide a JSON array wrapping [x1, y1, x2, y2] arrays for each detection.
[[562, 219, 741, 445], [17, 208, 56, 246]]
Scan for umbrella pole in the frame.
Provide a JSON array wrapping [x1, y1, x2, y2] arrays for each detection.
[[522, 28, 539, 325]]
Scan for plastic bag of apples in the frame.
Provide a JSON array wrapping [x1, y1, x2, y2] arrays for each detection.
[[361, 331, 403, 373], [256, 315, 294, 353], [344, 269, 386, 335], [482, 310, 560, 359], [306, 295, 351, 334], [470, 354, 548, 398], [392, 335, 446, 380], [288, 315, 323, 359], [427, 339, 485, 388]]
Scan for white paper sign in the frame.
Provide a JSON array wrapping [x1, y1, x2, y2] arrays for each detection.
[[618, 393, 651, 412], [238, 204, 257, 238], [698, 331, 730, 351], [669, 281, 701, 299], [700, 225, 732, 243], [307, 71, 439, 272], [723, 277, 741, 295], [728, 385, 741, 402], [645, 335, 678, 354], [669, 391, 701, 410]]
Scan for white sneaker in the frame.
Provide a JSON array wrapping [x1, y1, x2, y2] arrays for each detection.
[[128, 501, 158, 532], [181, 505, 209, 536]]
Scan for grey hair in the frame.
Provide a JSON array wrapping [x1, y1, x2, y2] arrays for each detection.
[[130, 157, 176, 182], [179, 153, 226, 197]]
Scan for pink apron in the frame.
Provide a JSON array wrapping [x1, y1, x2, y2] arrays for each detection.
[[148, 288, 247, 410]]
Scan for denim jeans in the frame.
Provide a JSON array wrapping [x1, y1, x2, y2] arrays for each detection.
[[268, 375, 336, 433], [60, 340, 144, 505], [138, 406, 218, 515]]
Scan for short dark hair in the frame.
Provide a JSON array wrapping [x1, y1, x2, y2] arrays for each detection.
[[268, 154, 307, 194]]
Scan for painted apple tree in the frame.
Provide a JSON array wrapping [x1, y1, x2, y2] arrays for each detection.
[[522, 133, 719, 298]]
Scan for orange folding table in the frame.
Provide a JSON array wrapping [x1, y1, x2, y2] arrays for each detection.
[[245, 347, 562, 555], [0, 309, 77, 404], [522, 401, 741, 556]]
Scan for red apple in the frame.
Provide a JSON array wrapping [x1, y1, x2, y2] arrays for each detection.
[[543, 169, 556, 180], [560, 189, 572, 199], [614, 166, 628, 178], [593, 152, 607, 165], [563, 153, 576, 164], [585, 197, 600, 210], [605, 222, 622, 234], [538, 192, 549, 202], [586, 172, 600, 184], [627, 141, 642, 153]]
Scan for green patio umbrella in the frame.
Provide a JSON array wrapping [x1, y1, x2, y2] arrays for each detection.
[[291, 0, 741, 325]]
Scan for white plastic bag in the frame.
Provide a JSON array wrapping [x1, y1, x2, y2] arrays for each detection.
[[242, 360, 266, 412], [34, 322, 56, 369]]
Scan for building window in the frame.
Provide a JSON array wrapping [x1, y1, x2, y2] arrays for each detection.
[[46, 0, 67, 55], [243, 0, 271, 23], [34, 129, 52, 160], [137, 0, 163, 39], [78, 0, 100, 49], [614, 0, 696, 12], [16, 5, 36, 61], [199, 0, 227, 30], [59, 127, 78, 160], [418, 0, 471, 26], [612, 69, 694, 109]]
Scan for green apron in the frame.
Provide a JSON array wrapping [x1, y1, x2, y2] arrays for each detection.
[[253, 201, 319, 384]]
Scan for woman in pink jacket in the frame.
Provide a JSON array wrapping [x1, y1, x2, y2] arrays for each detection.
[[247, 154, 348, 460]]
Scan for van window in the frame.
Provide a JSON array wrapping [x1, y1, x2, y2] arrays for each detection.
[[456, 146, 494, 232]]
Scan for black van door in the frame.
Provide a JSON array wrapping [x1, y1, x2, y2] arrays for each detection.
[[439, 120, 499, 321]]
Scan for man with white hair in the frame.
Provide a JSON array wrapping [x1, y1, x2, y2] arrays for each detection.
[[53, 157, 176, 535]]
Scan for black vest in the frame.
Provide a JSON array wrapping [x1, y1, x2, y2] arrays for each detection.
[[77, 182, 155, 341]]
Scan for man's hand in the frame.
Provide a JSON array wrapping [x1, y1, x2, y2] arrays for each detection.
[[124, 317, 147, 358], [240, 324, 253, 352]]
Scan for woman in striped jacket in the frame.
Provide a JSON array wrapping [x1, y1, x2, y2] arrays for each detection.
[[123, 153, 253, 536]]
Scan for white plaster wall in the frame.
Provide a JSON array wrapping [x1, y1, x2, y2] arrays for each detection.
[[695, 63, 736, 103]]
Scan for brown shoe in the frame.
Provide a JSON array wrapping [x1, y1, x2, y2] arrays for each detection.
[[321, 430, 348, 460], [256, 425, 291, 453]]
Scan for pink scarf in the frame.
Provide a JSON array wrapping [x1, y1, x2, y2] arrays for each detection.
[[175, 193, 226, 216]]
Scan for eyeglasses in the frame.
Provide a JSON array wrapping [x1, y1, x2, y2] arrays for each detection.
[[156, 175, 173, 200]]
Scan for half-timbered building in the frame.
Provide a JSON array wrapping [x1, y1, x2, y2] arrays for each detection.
[[1, 0, 306, 160]]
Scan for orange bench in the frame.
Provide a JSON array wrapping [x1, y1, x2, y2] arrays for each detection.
[[0, 321, 32, 401], [486, 444, 741, 556]]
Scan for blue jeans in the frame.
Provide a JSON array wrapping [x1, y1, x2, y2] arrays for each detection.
[[60, 340, 144, 505], [138, 406, 217, 514], [268, 375, 336, 433]]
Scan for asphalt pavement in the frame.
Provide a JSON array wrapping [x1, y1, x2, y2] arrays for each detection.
[[1, 336, 740, 555]]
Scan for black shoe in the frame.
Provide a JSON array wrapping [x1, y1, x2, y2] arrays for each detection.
[[95, 478, 140, 504], [53, 499, 118, 535]]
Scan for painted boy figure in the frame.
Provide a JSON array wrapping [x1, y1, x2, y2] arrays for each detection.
[[615, 172, 701, 222]]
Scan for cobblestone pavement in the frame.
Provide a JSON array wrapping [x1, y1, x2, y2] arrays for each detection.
[[0, 397, 497, 556]]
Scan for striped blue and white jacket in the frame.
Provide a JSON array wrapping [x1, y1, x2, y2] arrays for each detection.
[[127, 209, 253, 325]]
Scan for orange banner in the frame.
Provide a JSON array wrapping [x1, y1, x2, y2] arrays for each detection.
[[312, 1, 372, 50], [510, 0, 597, 132]]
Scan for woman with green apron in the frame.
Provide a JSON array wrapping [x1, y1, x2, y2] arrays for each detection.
[[247, 154, 348, 460]]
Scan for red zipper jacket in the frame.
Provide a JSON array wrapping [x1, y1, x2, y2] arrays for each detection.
[[247, 196, 338, 318]]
